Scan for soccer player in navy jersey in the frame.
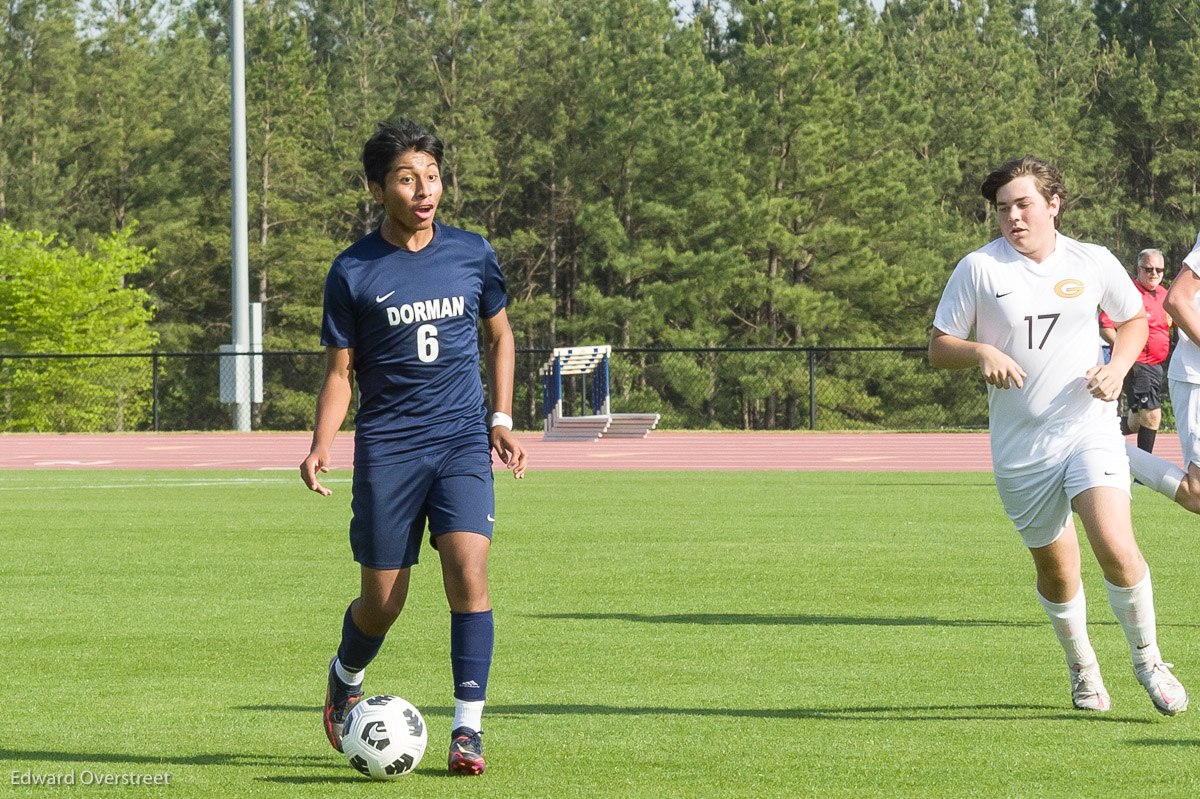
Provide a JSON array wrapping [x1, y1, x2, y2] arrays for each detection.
[[300, 119, 527, 776]]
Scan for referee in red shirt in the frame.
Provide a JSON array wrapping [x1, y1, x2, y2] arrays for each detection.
[[1100, 248, 1171, 453]]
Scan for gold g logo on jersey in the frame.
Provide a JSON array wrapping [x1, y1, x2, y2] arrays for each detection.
[[1054, 279, 1085, 298]]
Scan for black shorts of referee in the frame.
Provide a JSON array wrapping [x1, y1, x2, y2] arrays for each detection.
[[1123, 361, 1164, 412]]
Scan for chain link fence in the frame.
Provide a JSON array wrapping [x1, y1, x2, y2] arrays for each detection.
[[0, 346, 1097, 433]]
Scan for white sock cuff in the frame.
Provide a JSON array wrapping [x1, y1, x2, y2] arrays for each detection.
[[1104, 566, 1150, 596], [452, 699, 485, 732], [334, 658, 365, 686], [1126, 444, 1185, 500], [1037, 582, 1085, 614], [1163, 470, 1184, 499]]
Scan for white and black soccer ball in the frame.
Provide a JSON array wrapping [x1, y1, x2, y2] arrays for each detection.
[[342, 695, 428, 780]]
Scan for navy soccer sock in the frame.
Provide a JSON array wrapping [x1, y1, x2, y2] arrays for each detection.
[[1137, 426, 1157, 453], [336, 603, 386, 673], [450, 610, 494, 702]]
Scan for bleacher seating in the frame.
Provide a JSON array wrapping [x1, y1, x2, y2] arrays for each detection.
[[539, 346, 660, 441], [604, 413, 661, 438]]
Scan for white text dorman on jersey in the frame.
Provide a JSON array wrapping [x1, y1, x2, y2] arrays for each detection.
[[385, 295, 467, 326]]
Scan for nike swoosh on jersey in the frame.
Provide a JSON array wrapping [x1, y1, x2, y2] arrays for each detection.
[[995, 291, 1013, 298], [376, 290, 396, 303]]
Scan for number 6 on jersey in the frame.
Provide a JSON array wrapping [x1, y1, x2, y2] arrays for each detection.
[[417, 324, 439, 362]]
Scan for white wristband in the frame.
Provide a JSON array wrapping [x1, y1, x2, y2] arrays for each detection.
[[488, 412, 513, 431]]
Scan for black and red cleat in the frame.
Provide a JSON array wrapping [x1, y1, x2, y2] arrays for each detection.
[[323, 657, 362, 752], [447, 726, 485, 775]]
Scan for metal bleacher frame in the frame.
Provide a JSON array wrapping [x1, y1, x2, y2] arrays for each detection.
[[539, 346, 660, 441]]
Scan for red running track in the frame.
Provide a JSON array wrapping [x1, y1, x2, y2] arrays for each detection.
[[0, 431, 1184, 472]]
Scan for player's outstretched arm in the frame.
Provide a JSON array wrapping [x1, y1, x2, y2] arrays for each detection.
[[300, 346, 354, 496], [1085, 311, 1147, 401], [481, 309, 527, 479], [928, 328, 1026, 389]]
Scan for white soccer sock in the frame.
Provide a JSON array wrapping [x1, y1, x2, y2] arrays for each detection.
[[452, 699, 484, 733], [1105, 567, 1160, 668], [1038, 583, 1097, 671], [1126, 443, 1184, 501], [334, 658, 365, 687]]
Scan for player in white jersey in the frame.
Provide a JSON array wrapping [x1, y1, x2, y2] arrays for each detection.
[[930, 155, 1187, 715], [1126, 230, 1200, 515]]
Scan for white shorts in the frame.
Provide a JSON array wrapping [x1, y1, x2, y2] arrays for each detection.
[[1169, 378, 1200, 470], [993, 427, 1131, 549]]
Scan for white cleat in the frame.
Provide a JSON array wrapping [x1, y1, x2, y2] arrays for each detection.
[[1070, 662, 1111, 712], [1135, 661, 1188, 716]]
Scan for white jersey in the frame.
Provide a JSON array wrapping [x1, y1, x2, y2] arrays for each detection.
[[934, 233, 1142, 476], [1167, 230, 1200, 384]]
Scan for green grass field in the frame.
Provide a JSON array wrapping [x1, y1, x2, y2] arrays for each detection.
[[3, 469, 1200, 797]]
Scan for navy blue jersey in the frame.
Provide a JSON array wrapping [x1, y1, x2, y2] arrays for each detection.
[[321, 223, 508, 466]]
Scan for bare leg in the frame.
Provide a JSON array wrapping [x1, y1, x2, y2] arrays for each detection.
[[1029, 519, 1106, 709], [436, 532, 491, 612], [1071, 487, 1145, 588], [353, 566, 412, 636], [1028, 518, 1082, 603]]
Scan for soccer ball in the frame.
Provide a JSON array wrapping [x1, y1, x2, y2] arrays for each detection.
[[342, 695, 428, 780]]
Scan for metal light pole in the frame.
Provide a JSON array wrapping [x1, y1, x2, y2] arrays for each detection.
[[229, 0, 252, 431]]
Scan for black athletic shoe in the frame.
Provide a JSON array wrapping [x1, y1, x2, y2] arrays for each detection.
[[323, 657, 362, 752], [448, 726, 485, 775]]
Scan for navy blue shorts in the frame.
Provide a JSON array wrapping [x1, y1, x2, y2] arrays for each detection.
[[349, 444, 495, 570]]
